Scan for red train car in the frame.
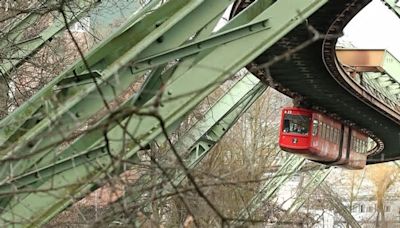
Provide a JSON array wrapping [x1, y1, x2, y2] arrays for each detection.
[[279, 107, 368, 169]]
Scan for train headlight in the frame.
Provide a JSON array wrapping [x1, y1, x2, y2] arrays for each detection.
[[292, 138, 298, 144]]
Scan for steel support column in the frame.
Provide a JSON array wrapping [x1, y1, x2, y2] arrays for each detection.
[[0, 0, 328, 226]]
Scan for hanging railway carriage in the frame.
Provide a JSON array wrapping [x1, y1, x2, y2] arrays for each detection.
[[279, 107, 368, 169]]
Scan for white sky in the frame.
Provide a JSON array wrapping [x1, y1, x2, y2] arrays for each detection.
[[341, 0, 400, 58], [219, 1, 400, 58]]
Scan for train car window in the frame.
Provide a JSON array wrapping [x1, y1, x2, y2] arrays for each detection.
[[282, 114, 310, 135], [328, 126, 333, 142], [361, 141, 365, 153], [326, 125, 330, 140], [325, 125, 329, 141], [322, 124, 326, 139], [350, 137, 354, 151], [334, 129, 338, 144], [355, 138, 358, 152], [312, 120, 319, 136], [326, 125, 330, 141], [318, 122, 323, 137], [325, 124, 329, 140], [332, 128, 336, 143]]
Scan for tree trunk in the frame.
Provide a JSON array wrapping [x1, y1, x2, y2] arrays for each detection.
[[380, 208, 386, 228]]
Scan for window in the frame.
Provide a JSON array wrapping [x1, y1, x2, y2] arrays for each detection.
[[356, 138, 359, 152], [351, 138, 354, 151], [333, 129, 338, 144], [282, 114, 310, 135], [360, 141, 364, 153], [325, 125, 329, 141], [327, 125, 331, 142], [336, 129, 340, 144], [360, 204, 365, 213], [312, 120, 319, 136], [356, 138, 360, 153], [318, 122, 323, 137], [322, 123, 326, 139], [328, 126, 332, 141]]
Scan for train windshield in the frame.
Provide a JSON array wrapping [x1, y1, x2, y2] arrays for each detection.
[[282, 114, 310, 135]]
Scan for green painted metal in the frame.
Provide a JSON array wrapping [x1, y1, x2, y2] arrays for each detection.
[[0, 0, 96, 76], [286, 169, 331, 214], [168, 74, 266, 185], [21, 0, 236, 178], [320, 182, 361, 228], [0, 0, 205, 178], [133, 18, 271, 71], [105, 73, 267, 221], [275, 169, 361, 228], [0, 0, 329, 225], [0, 0, 163, 147], [383, 0, 400, 18], [0, 1, 44, 49], [21, 0, 240, 177], [235, 155, 306, 224]]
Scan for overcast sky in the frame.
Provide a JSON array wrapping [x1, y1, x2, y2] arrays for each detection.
[[219, 1, 400, 58], [341, 0, 400, 58]]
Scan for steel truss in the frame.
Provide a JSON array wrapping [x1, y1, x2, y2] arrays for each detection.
[[0, 0, 370, 227]]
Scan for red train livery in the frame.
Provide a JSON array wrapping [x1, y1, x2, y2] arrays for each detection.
[[279, 107, 368, 169]]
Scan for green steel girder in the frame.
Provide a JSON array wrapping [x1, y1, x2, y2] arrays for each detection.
[[19, 0, 239, 185], [169, 74, 267, 185], [132, 18, 271, 71], [0, 0, 272, 182], [0, 0, 164, 147], [0, 0, 244, 171], [235, 155, 306, 224], [15, 0, 248, 181], [0, 0, 329, 225], [276, 169, 361, 228], [320, 182, 361, 228], [0, 1, 46, 49], [0, 0, 97, 76], [105, 73, 267, 220], [383, 0, 400, 18], [286, 169, 331, 214], [0, 0, 206, 178]]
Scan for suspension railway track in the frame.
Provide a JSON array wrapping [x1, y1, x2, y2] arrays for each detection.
[[235, 0, 400, 163]]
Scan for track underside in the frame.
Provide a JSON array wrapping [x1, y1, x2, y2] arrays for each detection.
[[245, 0, 400, 164]]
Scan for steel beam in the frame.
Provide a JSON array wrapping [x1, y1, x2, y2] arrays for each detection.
[[0, 0, 97, 76], [274, 169, 361, 228], [0, 0, 329, 226], [383, 0, 400, 18], [0, 1, 45, 49], [0, 0, 206, 177], [320, 182, 361, 228], [0, 0, 163, 147], [285, 169, 331, 214], [235, 155, 306, 225], [103, 74, 267, 223]]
